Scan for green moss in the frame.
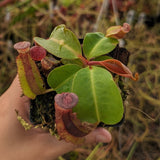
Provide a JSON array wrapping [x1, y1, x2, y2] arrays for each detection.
[[16, 110, 33, 131], [30, 91, 56, 131]]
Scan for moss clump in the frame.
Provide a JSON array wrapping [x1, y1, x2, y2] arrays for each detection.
[[30, 91, 57, 131]]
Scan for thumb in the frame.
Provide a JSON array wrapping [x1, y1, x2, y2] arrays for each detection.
[[84, 127, 112, 144], [0, 75, 30, 119]]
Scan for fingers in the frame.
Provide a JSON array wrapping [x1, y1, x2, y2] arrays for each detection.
[[84, 127, 112, 144], [0, 75, 112, 159], [41, 127, 111, 159], [7, 75, 112, 144]]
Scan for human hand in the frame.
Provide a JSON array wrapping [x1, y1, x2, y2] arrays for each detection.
[[0, 75, 112, 160]]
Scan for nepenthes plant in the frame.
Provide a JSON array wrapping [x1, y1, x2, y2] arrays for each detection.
[[14, 23, 138, 144]]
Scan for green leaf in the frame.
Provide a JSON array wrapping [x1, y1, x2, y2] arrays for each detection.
[[34, 25, 82, 59], [61, 58, 83, 67], [71, 66, 124, 124], [16, 53, 46, 99], [83, 32, 118, 60], [47, 64, 82, 92], [93, 55, 112, 61], [50, 64, 124, 125], [59, 0, 81, 7]]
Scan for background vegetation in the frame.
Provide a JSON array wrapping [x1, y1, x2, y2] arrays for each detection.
[[0, 0, 160, 159]]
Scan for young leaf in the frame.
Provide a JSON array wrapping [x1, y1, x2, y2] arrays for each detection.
[[16, 53, 46, 99], [34, 25, 82, 59], [98, 59, 138, 80], [83, 32, 118, 60], [47, 64, 82, 91], [70, 66, 124, 125]]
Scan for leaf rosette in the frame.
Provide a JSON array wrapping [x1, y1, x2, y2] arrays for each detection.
[[15, 24, 137, 144]]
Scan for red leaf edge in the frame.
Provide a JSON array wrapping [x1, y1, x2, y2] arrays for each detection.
[[88, 59, 138, 81]]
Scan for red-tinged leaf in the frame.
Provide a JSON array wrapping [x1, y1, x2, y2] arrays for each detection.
[[106, 23, 131, 39], [92, 59, 138, 80], [54, 93, 96, 144], [16, 53, 46, 99]]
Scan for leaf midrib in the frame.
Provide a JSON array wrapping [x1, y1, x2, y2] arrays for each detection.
[[55, 74, 74, 91], [53, 65, 81, 90], [87, 37, 106, 59], [71, 69, 79, 92], [71, 67, 101, 122], [90, 68, 100, 122], [50, 37, 81, 56]]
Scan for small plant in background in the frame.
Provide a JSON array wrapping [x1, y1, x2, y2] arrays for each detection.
[[14, 23, 138, 144]]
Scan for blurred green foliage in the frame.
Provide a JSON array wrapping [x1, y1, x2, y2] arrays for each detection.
[[59, 0, 82, 7]]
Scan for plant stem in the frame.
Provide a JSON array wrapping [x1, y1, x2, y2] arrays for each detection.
[[126, 141, 138, 160], [93, 0, 109, 31], [86, 143, 103, 160], [42, 88, 54, 94], [78, 55, 89, 67], [112, 0, 120, 25], [88, 61, 100, 66]]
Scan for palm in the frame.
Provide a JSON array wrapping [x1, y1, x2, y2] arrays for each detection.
[[0, 75, 111, 160]]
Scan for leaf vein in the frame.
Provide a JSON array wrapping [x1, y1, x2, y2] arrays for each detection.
[[50, 37, 80, 56], [71, 70, 79, 92], [88, 37, 105, 59], [90, 69, 100, 122]]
